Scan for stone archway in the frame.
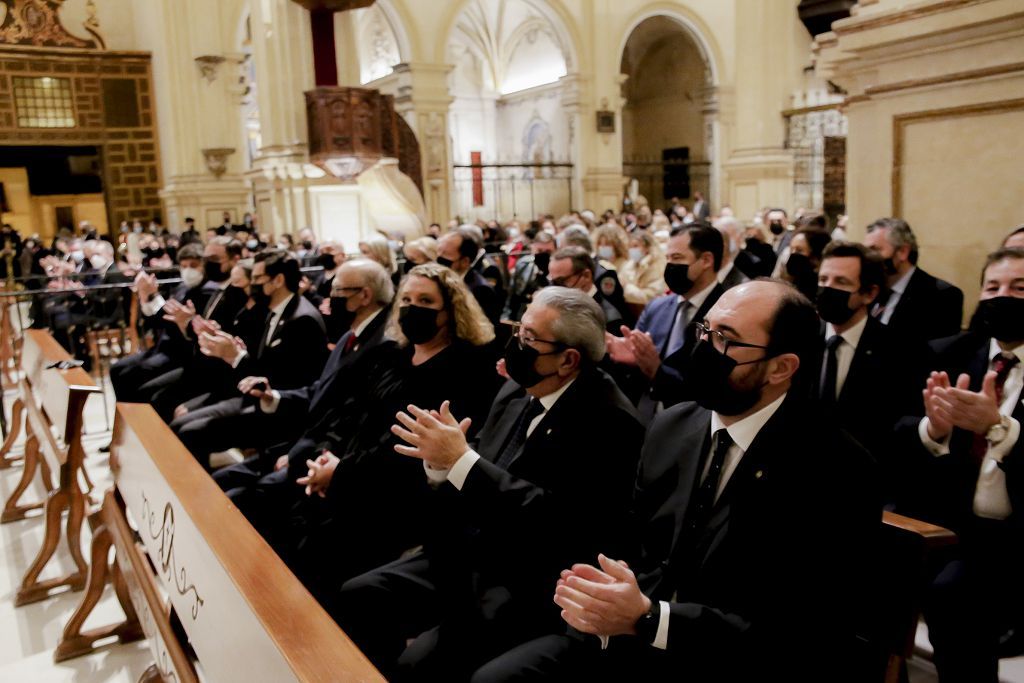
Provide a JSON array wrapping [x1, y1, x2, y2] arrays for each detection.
[[620, 14, 718, 213]]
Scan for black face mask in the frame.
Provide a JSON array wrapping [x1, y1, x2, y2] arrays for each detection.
[[330, 295, 357, 331], [664, 262, 694, 295], [250, 286, 271, 309], [769, 221, 785, 236], [816, 286, 857, 325], [881, 257, 898, 277], [436, 256, 454, 269], [733, 248, 759, 279], [785, 253, 815, 280], [977, 296, 1024, 343], [686, 339, 770, 415], [204, 260, 229, 282], [402, 259, 417, 274], [302, 240, 314, 251], [503, 336, 562, 388], [533, 252, 551, 274], [399, 304, 442, 345], [316, 253, 335, 270]]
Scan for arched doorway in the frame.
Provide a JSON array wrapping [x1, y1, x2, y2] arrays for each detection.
[[620, 15, 716, 214], [446, 0, 576, 222]]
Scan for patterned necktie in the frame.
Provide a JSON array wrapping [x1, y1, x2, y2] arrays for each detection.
[[992, 353, 1019, 405], [496, 398, 545, 470], [664, 300, 692, 357]]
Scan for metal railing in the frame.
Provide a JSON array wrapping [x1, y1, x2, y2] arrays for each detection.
[[622, 158, 711, 209], [451, 162, 574, 221]]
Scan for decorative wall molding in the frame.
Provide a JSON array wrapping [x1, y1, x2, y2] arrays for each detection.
[[0, 0, 105, 49]]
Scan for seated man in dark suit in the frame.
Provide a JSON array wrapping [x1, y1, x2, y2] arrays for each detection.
[[896, 248, 1024, 683], [437, 227, 502, 325], [170, 249, 328, 468], [863, 217, 964, 342], [813, 241, 926, 498], [333, 287, 645, 681], [109, 242, 214, 401], [548, 246, 630, 334], [605, 224, 725, 422], [211, 258, 397, 523], [490, 279, 880, 682]]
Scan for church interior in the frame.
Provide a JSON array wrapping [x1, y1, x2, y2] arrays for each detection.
[[0, 0, 1022, 681]]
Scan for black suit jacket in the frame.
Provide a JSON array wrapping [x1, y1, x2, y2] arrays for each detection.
[[718, 263, 748, 291], [464, 268, 502, 325], [883, 267, 964, 342], [234, 294, 328, 390], [633, 397, 880, 679], [427, 366, 645, 629], [895, 332, 1024, 534], [811, 318, 926, 498]]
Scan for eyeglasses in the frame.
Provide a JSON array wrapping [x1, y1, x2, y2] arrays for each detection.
[[550, 271, 581, 288], [692, 321, 771, 355], [508, 323, 567, 351], [332, 286, 362, 296]]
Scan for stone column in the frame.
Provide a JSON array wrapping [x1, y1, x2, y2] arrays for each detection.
[[384, 62, 455, 224]]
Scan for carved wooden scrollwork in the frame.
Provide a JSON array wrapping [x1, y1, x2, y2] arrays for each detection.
[[0, 0, 105, 49]]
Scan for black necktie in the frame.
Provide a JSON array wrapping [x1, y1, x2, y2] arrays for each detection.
[[687, 429, 733, 535], [496, 398, 545, 470], [820, 334, 843, 405]]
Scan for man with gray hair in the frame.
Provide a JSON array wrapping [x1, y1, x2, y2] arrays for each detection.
[[336, 286, 645, 680], [213, 258, 398, 520], [863, 217, 963, 342]]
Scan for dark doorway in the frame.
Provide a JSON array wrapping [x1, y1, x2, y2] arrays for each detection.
[[662, 147, 691, 201], [0, 145, 102, 195]]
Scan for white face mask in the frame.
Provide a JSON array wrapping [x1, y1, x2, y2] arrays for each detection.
[[628, 247, 645, 263], [180, 267, 203, 289], [246, 239, 258, 250], [70, 249, 85, 263], [88, 254, 108, 270], [597, 245, 615, 261]]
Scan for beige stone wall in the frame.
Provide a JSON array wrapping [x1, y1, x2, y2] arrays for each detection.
[[817, 0, 1024, 316]]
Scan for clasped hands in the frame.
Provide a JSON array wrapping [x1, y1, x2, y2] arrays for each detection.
[[553, 553, 651, 638], [199, 329, 245, 363], [606, 325, 661, 379], [924, 370, 1002, 441], [390, 400, 473, 470]]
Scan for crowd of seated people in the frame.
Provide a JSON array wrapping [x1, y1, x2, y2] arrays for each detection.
[[12, 204, 1023, 683]]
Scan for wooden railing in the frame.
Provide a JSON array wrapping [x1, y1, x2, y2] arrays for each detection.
[[57, 403, 385, 682]]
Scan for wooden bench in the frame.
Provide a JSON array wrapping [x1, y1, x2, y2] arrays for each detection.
[[861, 511, 958, 683], [56, 403, 384, 682], [1, 329, 100, 606]]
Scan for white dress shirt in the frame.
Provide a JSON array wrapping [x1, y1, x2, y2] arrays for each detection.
[[230, 293, 293, 368], [423, 378, 577, 488], [878, 266, 916, 325], [919, 339, 1024, 520], [260, 307, 383, 414], [823, 315, 868, 401], [647, 392, 788, 650]]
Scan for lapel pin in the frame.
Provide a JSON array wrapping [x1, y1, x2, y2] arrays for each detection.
[[755, 470, 764, 479]]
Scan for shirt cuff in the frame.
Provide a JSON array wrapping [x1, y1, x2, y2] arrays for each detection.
[[599, 635, 610, 650], [652, 601, 670, 650], [446, 450, 481, 491], [423, 461, 450, 485], [230, 349, 248, 369], [260, 390, 281, 414], [140, 294, 165, 317], [919, 417, 951, 456]]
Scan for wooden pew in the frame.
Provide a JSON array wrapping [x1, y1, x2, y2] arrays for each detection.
[[56, 403, 384, 682], [860, 511, 958, 683], [1, 329, 100, 606]]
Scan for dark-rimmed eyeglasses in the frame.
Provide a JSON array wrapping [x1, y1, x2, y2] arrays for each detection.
[[692, 321, 770, 355], [508, 322, 567, 351]]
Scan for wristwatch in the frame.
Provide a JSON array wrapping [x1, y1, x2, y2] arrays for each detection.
[[987, 415, 1012, 446], [635, 600, 661, 645]]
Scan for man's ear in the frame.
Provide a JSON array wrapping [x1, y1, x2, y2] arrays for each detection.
[[767, 352, 800, 386], [559, 348, 581, 375]]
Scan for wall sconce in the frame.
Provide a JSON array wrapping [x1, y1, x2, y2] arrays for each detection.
[[195, 55, 227, 83]]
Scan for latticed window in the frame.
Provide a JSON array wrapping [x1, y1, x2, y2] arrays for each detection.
[[13, 76, 75, 128]]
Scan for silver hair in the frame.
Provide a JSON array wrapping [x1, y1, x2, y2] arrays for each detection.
[[93, 240, 114, 257], [530, 286, 606, 362], [557, 225, 593, 252], [339, 258, 394, 306], [713, 216, 744, 238], [867, 217, 918, 264]]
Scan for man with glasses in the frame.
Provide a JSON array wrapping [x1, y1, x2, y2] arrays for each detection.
[[547, 246, 630, 333], [490, 279, 880, 681], [211, 258, 398, 523], [334, 287, 645, 680]]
